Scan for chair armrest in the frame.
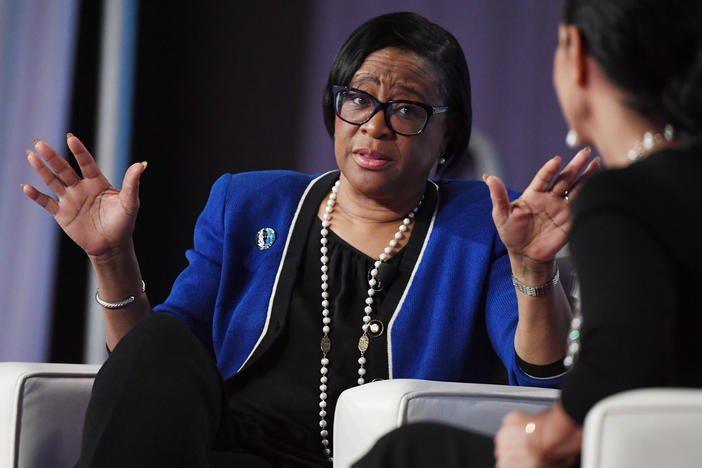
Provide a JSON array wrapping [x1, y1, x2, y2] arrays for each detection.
[[581, 388, 702, 468], [0, 362, 100, 468], [333, 378, 559, 468]]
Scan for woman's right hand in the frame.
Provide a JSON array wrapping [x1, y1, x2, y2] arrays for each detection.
[[22, 134, 147, 261]]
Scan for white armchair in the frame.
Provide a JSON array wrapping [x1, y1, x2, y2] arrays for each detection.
[[333, 379, 559, 467], [0, 362, 99, 468], [2, 362, 701, 468], [581, 388, 702, 468], [1, 363, 556, 468]]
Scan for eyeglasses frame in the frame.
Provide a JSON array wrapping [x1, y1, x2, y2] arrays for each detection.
[[332, 85, 449, 136]]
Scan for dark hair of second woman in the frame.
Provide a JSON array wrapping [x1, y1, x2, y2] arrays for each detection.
[[563, 0, 702, 148], [322, 12, 473, 174]]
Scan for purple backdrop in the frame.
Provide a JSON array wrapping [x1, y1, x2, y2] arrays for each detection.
[[297, 0, 570, 190]]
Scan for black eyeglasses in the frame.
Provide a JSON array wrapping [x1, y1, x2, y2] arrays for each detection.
[[332, 85, 449, 136]]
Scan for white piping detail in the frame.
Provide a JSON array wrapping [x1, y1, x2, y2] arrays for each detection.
[[236, 171, 335, 373], [386, 181, 440, 379]]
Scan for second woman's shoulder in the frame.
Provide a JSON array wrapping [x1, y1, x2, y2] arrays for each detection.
[[574, 148, 702, 214]]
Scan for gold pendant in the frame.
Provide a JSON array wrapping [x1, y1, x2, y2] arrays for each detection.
[[358, 334, 369, 352], [320, 336, 331, 354]]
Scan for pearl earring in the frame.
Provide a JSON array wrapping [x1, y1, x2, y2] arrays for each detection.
[[566, 129, 579, 148], [438, 156, 447, 165]]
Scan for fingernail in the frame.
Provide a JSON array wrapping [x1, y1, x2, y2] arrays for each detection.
[[585, 146, 592, 153], [482, 173, 489, 182], [25, 149, 31, 157], [20, 183, 26, 189], [66, 132, 74, 139], [553, 155, 561, 161], [33, 139, 40, 146], [141, 161, 148, 170]]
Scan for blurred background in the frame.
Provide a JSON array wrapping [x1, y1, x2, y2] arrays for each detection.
[[0, 0, 569, 364]]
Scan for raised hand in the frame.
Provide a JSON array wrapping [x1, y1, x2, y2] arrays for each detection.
[[484, 147, 599, 266], [21, 134, 147, 260]]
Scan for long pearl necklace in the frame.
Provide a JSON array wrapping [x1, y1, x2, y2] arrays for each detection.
[[317, 179, 422, 461]]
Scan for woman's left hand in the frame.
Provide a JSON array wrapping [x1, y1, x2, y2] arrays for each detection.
[[484, 147, 599, 266]]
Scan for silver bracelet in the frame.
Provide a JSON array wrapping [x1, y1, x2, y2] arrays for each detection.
[[95, 280, 146, 309], [512, 268, 559, 297]]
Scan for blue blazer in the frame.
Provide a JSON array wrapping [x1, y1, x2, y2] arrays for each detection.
[[155, 170, 561, 387]]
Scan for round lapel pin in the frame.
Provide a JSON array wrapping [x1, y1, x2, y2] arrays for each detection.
[[256, 227, 277, 250]]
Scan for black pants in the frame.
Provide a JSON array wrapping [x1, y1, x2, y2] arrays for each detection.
[[77, 314, 495, 467], [77, 313, 274, 468], [352, 422, 495, 468]]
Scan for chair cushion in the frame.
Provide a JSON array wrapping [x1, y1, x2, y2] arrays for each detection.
[[582, 388, 702, 468], [0, 362, 99, 468], [333, 379, 559, 468]]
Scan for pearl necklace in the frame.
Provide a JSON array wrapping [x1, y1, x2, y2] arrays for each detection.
[[627, 124, 674, 161], [317, 179, 422, 461]]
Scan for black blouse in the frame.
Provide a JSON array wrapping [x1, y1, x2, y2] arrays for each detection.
[[561, 149, 702, 424], [221, 175, 436, 466]]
